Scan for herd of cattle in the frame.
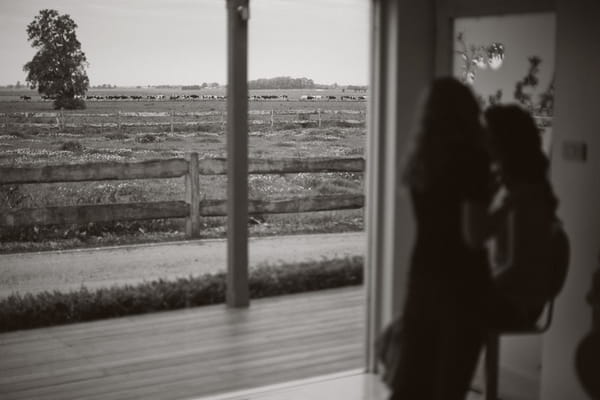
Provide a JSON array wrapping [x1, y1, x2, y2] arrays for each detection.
[[22, 94, 367, 102]]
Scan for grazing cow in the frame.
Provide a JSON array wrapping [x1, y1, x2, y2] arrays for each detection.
[[20, 95, 32, 101]]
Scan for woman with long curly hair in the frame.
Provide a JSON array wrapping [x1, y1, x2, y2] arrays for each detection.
[[484, 104, 562, 329], [386, 77, 493, 400]]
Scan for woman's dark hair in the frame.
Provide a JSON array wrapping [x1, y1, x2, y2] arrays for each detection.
[[484, 104, 549, 184], [403, 77, 487, 190]]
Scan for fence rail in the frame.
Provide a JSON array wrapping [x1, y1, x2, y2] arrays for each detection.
[[1, 109, 366, 132], [0, 159, 189, 184], [0, 154, 366, 238]]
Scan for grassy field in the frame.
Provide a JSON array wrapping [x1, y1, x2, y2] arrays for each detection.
[[0, 88, 367, 253]]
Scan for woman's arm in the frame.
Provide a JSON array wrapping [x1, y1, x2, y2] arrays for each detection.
[[496, 209, 516, 272], [461, 201, 490, 249]]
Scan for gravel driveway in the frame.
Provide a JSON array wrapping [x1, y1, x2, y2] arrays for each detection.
[[0, 232, 365, 298]]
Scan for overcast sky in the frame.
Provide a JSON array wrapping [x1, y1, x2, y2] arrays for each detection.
[[0, 0, 370, 86]]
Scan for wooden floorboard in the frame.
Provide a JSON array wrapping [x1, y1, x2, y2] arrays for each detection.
[[0, 286, 366, 400], [1, 309, 361, 369]]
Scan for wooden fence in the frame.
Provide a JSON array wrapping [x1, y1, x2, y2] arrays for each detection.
[[1, 109, 366, 133], [0, 154, 365, 238]]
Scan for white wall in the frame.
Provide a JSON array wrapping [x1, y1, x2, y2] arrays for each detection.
[[541, 1, 600, 399]]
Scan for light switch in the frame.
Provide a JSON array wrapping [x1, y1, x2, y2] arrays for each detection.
[[562, 140, 588, 162]]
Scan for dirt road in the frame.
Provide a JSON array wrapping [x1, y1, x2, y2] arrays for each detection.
[[0, 232, 365, 298]]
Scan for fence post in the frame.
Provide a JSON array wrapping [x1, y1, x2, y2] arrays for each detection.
[[4, 113, 8, 133], [185, 152, 200, 238], [270, 109, 274, 130], [170, 109, 174, 134], [117, 111, 121, 131], [318, 108, 322, 128]]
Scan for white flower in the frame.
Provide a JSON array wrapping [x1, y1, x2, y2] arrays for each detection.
[[487, 43, 505, 70], [473, 56, 487, 69], [466, 71, 476, 84], [488, 54, 504, 70]]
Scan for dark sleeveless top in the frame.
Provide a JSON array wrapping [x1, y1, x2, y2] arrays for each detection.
[[404, 149, 492, 319]]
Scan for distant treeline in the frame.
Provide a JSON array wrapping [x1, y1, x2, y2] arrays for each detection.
[[346, 85, 368, 92], [248, 76, 317, 90], [181, 83, 221, 90], [247, 77, 367, 91]]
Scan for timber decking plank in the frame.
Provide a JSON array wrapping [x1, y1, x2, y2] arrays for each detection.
[[18, 347, 360, 400], [85, 354, 364, 400], [0, 287, 365, 400], [1, 318, 362, 380], [59, 299, 361, 345], [0, 306, 361, 365], [0, 290, 362, 369], [2, 335, 361, 395], [3, 332, 361, 398], [53, 354, 363, 400]]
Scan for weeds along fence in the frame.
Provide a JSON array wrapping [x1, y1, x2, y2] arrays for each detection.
[[0, 153, 365, 238], [1, 109, 365, 133]]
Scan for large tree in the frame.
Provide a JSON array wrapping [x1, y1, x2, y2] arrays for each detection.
[[23, 9, 89, 109]]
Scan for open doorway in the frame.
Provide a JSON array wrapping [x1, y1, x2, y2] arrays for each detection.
[[452, 12, 557, 399]]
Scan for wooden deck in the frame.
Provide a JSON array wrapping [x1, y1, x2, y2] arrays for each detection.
[[0, 287, 366, 400]]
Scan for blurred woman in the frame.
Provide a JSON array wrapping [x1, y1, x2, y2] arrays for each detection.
[[387, 77, 493, 400], [484, 104, 563, 329]]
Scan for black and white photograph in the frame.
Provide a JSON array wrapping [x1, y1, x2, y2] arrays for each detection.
[[0, 1, 598, 399]]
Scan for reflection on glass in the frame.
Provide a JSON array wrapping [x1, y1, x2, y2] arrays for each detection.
[[453, 13, 556, 154], [455, 32, 505, 84]]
